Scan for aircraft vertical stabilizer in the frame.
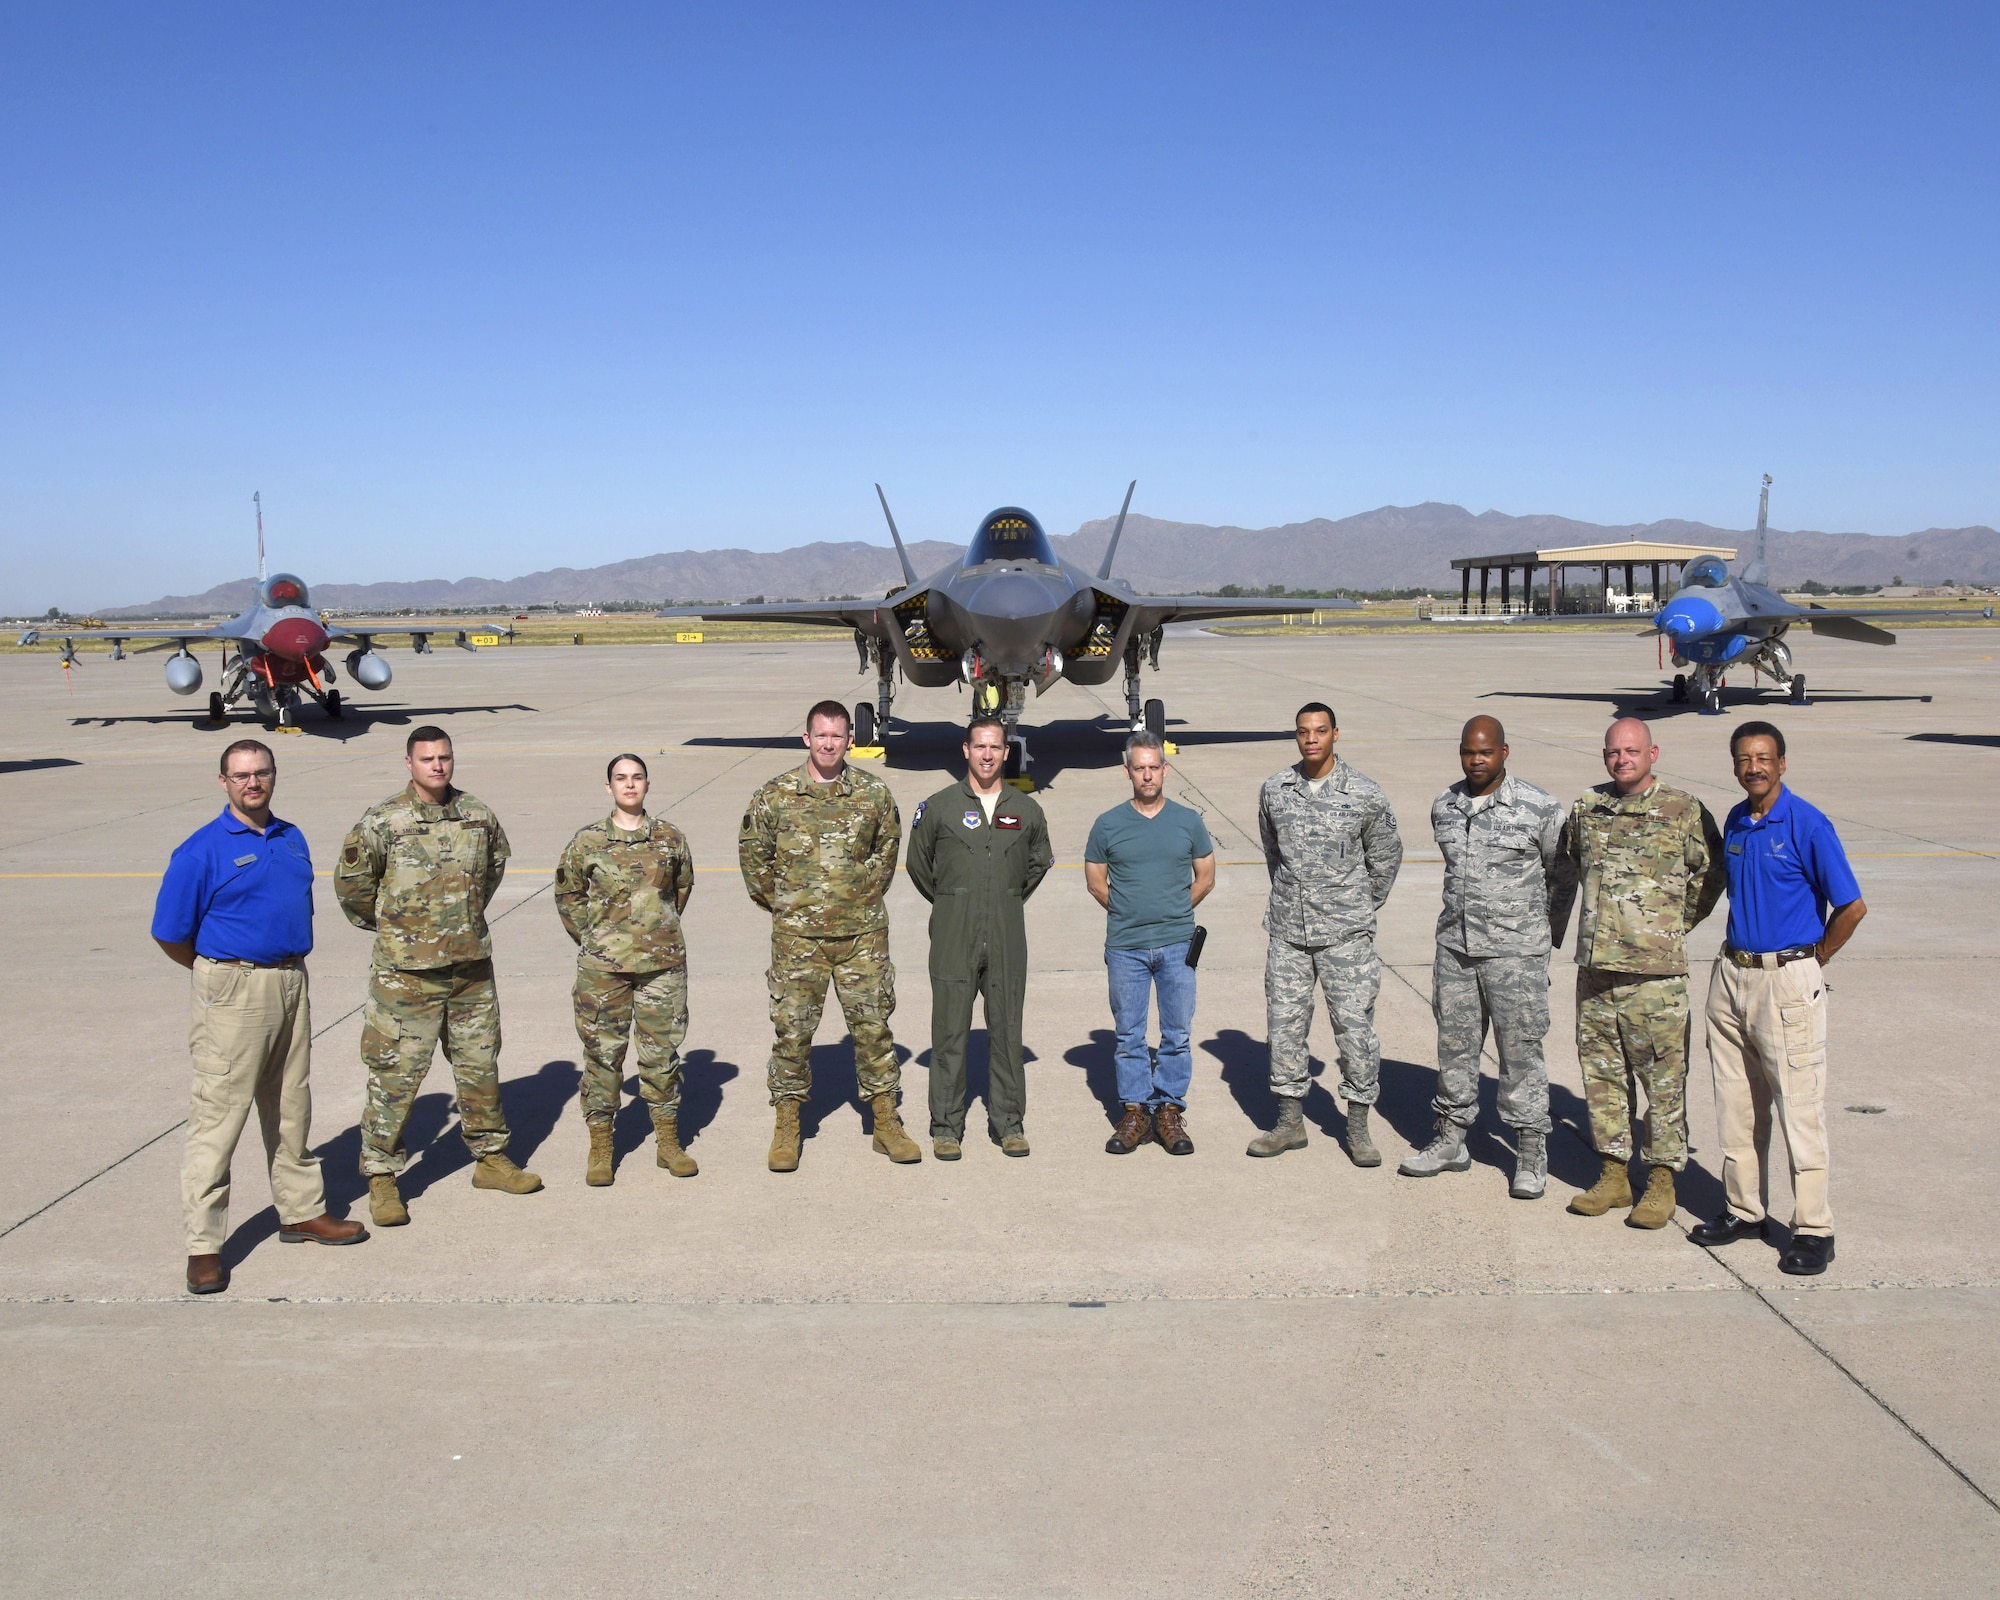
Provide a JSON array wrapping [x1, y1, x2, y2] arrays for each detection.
[[1743, 474, 1772, 586], [1096, 481, 1138, 580]]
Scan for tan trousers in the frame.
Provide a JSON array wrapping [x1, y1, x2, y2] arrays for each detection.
[[1703, 954, 1832, 1236], [184, 957, 326, 1253]]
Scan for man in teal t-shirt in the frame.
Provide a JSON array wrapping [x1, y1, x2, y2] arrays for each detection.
[[1085, 732, 1216, 1155]]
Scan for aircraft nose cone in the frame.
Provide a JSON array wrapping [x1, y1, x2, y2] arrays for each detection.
[[1658, 596, 1722, 640], [972, 574, 1056, 620], [263, 617, 330, 660]]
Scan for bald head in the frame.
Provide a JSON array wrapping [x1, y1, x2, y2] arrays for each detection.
[[1603, 716, 1658, 796], [1458, 714, 1508, 796]]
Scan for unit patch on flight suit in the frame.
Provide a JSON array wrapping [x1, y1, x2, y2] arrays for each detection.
[[962, 810, 982, 829]]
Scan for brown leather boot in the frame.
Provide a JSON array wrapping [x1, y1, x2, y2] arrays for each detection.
[[655, 1116, 698, 1177], [1154, 1103, 1194, 1155], [368, 1174, 409, 1227], [1106, 1103, 1153, 1154], [1567, 1155, 1634, 1216], [1626, 1164, 1677, 1230], [585, 1122, 615, 1187], [768, 1100, 802, 1172], [185, 1253, 228, 1294], [870, 1094, 922, 1163], [278, 1214, 368, 1245]]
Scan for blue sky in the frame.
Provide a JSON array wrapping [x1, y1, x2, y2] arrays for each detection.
[[2, 3, 1994, 611]]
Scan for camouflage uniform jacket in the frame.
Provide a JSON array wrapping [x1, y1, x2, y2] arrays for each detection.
[[335, 784, 510, 970], [555, 812, 695, 973], [1258, 759, 1403, 945], [1564, 779, 1724, 976], [738, 761, 901, 939], [1431, 774, 1578, 958]]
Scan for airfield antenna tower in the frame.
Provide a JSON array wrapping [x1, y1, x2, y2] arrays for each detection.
[[255, 491, 267, 583]]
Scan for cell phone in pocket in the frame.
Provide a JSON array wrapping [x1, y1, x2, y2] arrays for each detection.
[[1185, 926, 1208, 968]]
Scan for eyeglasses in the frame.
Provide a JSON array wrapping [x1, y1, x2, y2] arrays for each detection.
[[223, 769, 276, 784]]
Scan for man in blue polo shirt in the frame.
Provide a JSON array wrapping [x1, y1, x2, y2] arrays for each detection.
[[1085, 731, 1216, 1155], [153, 740, 366, 1295], [1694, 721, 1866, 1276]]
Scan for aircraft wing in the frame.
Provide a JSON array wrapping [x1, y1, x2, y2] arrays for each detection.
[[18, 623, 244, 646], [656, 601, 897, 631], [323, 620, 515, 646], [1802, 603, 1994, 621], [1126, 596, 1362, 628]]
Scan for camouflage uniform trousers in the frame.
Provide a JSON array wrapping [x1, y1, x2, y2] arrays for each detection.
[[1265, 934, 1382, 1105], [358, 958, 510, 1176], [1576, 968, 1690, 1170], [573, 965, 689, 1127], [1432, 944, 1552, 1134], [767, 928, 899, 1105]]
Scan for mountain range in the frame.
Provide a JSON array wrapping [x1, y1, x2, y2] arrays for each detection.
[[100, 503, 2000, 616]]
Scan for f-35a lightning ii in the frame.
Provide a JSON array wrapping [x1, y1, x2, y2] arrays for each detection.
[[660, 484, 1346, 776], [18, 494, 511, 730]]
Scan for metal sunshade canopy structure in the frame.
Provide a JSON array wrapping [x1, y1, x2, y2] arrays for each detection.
[[1448, 538, 1738, 616]]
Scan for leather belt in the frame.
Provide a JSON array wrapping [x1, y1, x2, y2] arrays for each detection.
[[208, 955, 306, 970], [1723, 945, 1815, 969]]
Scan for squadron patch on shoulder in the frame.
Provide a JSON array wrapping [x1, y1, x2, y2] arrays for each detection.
[[342, 845, 360, 865], [962, 810, 982, 829], [912, 800, 926, 824]]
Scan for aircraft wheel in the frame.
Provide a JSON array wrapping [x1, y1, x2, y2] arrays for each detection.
[[1790, 674, 1808, 705], [1701, 687, 1723, 715], [1144, 698, 1166, 741], [853, 702, 875, 746], [325, 690, 344, 720], [207, 691, 226, 724], [1670, 673, 1688, 704]]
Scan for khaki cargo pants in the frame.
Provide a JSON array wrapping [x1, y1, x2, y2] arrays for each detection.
[[183, 957, 326, 1254], [1704, 954, 1832, 1236]]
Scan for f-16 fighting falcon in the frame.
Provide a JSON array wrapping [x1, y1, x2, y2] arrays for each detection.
[[1478, 477, 1992, 714], [660, 484, 1348, 777], [17, 495, 510, 730]]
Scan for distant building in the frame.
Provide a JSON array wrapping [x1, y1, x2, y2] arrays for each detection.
[[1446, 539, 1737, 617]]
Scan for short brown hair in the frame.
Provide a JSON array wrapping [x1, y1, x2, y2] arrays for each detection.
[[805, 700, 851, 733], [406, 724, 452, 755], [965, 715, 1007, 743], [219, 739, 274, 776]]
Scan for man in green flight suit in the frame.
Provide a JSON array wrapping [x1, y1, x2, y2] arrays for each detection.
[[907, 716, 1054, 1159], [739, 698, 917, 1172]]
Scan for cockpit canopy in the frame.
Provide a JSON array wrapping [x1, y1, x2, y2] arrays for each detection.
[[261, 573, 311, 609], [1678, 554, 1731, 590], [964, 507, 1057, 569]]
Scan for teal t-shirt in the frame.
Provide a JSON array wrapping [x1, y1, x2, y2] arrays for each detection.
[[1084, 798, 1214, 951]]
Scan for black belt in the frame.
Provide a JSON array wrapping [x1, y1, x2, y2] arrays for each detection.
[[1722, 945, 1815, 969], [207, 955, 306, 970]]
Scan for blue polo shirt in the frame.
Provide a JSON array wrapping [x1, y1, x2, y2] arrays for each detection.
[[152, 808, 315, 963], [1085, 798, 1214, 951], [1721, 788, 1861, 954]]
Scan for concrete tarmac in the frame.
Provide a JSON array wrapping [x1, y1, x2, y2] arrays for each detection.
[[1, 626, 1996, 1596]]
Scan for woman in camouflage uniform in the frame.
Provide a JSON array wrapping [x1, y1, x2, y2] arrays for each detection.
[[555, 754, 697, 1186]]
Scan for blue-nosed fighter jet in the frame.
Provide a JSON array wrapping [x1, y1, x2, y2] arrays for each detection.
[[1475, 477, 1991, 713], [661, 483, 1349, 776], [17, 495, 511, 729]]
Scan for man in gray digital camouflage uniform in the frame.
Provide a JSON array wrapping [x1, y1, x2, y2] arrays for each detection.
[[739, 699, 917, 1172], [336, 726, 541, 1228], [1248, 701, 1403, 1165], [555, 752, 697, 1188], [1563, 716, 1725, 1227], [1401, 715, 1577, 1197]]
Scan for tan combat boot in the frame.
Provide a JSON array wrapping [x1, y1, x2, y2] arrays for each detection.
[[585, 1122, 615, 1187], [1246, 1098, 1307, 1158], [655, 1115, 698, 1177], [768, 1100, 802, 1173], [368, 1174, 409, 1228], [870, 1093, 922, 1164], [1627, 1165, 1677, 1230], [1566, 1155, 1633, 1216], [472, 1153, 543, 1194]]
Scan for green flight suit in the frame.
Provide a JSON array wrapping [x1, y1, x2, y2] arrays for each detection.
[[906, 778, 1053, 1140]]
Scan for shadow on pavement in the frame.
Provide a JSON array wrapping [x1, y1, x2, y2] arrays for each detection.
[[1907, 732, 2000, 749], [611, 1049, 740, 1162], [0, 758, 81, 775], [67, 703, 538, 736], [1063, 1029, 1123, 1127]]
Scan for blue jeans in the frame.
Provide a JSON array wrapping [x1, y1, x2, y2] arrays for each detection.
[[1105, 943, 1197, 1108]]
